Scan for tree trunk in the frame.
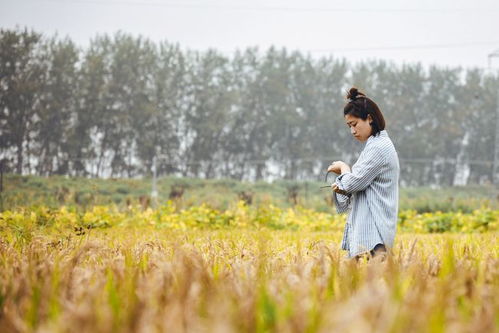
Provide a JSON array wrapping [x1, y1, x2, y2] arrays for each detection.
[[16, 141, 23, 174]]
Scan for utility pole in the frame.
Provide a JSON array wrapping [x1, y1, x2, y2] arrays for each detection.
[[0, 159, 3, 212], [151, 154, 158, 208], [496, 90, 499, 186], [488, 49, 499, 186]]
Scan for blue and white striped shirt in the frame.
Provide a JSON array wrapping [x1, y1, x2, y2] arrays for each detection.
[[333, 130, 400, 258]]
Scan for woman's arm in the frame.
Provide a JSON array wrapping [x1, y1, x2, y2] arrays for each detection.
[[327, 162, 353, 213], [327, 161, 350, 175], [333, 191, 351, 214], [327, 161, 352, 197], [334, 145, 385, 194]]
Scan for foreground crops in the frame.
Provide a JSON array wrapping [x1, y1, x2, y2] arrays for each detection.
[[1, 202, 498, 233], [0, 205, 498, 332]]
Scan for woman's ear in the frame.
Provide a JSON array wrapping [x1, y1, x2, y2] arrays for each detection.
[[367, 114, 373, 124]]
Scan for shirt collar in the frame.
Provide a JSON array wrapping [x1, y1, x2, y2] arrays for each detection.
[[367, 130, 387, 143]]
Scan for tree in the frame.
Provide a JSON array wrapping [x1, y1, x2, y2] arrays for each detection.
[[0, 28, 46, 174], [36, 36, 79, 175]]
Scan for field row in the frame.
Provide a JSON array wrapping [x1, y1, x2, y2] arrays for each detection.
[[1, 202, 498, 234]]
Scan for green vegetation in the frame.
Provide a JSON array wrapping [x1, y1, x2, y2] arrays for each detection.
[[3, 174, 497, 213]]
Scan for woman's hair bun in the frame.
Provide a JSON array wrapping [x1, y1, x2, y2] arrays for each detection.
[[346, 87, 366, 101]]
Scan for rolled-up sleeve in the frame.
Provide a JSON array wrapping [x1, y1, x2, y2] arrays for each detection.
[[335, 146, 385, 195], [333, 192, 351, 214]]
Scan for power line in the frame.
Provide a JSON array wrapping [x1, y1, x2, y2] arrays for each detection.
[[308, 41, 499, 53], [19, 0, 499, 55], [38, 0, 499, 13], [212, 42, 499, 58]]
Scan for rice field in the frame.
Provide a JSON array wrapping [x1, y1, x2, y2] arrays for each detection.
[[0, 204, 498, 332]]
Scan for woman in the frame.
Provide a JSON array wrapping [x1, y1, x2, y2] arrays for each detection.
[[327, 87, 400, 260]]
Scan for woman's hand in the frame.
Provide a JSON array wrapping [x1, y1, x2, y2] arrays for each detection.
[[327, 161, 349, 175], [327, 161, 351, 195], [331, 183, 350, 196]]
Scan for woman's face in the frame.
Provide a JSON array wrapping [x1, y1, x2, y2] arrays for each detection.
[[345, 113, 373, 142]]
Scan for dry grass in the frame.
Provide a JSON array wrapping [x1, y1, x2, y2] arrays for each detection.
[[0, 228, 497, 333]]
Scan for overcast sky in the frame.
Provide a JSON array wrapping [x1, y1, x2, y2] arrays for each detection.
[[2, 0, 499, 69]]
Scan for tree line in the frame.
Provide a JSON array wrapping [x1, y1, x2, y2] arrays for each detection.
[[1, 27, 498, 186]]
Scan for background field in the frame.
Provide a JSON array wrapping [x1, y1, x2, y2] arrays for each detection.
[[3, 174, 498, 213]]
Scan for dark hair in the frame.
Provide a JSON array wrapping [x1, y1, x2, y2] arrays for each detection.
[[343, 87, 385, 137]]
